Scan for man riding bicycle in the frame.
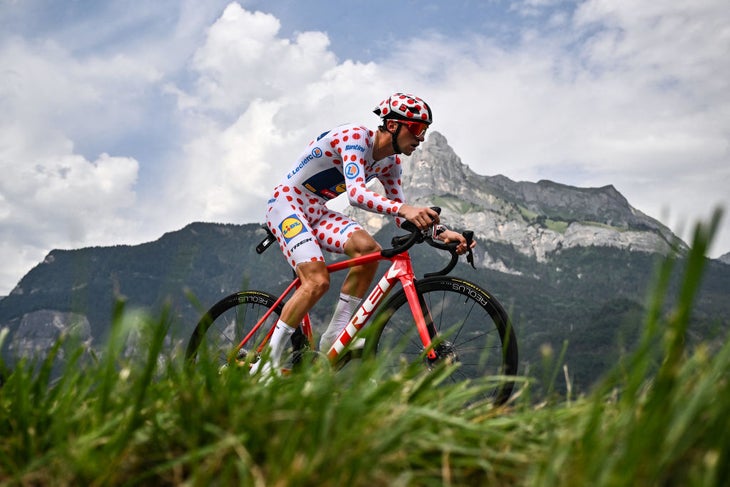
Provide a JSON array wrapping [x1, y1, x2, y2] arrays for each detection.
[[257, 92, 475, 375]]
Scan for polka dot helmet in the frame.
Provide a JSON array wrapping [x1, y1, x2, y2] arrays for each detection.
[[373, 92, 433, 124]]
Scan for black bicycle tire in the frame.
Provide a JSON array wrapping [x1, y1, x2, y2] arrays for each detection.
[[370, 276, 518, 405], [185, 290, 288, 361]]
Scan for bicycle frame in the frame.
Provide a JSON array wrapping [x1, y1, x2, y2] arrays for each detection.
[[234, 247, 437, 364]]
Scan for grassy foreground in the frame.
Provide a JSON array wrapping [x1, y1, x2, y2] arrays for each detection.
[[1, 210, 728, 486]]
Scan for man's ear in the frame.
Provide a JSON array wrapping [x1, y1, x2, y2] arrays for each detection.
[[385, 119, 398, 132]]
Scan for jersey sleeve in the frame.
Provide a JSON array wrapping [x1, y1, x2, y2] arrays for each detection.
[[377, 157, 406, 227]]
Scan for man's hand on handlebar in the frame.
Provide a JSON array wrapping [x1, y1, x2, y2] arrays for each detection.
[[385, 205, 477, 271], [436, 229, 476, 255], [397, 204, 440, 230]]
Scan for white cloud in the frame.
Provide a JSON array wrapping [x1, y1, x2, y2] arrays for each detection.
[[0, 36, 148, 293], [162, 4, 390, 224], [170, 98, 294, 220], [182, 3, 337, 115], [0, 126, 139, 292], [1, 37, 162, 137]]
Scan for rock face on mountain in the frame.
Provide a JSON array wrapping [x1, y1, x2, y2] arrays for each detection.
[[348, 132, 682, 274], [8, 310, 91, 358]]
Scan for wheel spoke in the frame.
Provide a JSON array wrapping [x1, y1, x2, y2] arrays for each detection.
[[372, 276, 518, 405]]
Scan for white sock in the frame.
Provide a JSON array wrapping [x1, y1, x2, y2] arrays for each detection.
[[319, 293, 362, 351], [252, 320, 295, 375]]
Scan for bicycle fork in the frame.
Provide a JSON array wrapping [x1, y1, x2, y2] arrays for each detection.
[[326, 253, 437, 361]]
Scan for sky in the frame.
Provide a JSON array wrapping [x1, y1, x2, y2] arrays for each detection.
[[1, 0, 728, 295]]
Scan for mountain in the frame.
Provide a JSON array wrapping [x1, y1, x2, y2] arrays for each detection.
[[1, 132, 728, 394], [720, 252, 730, 265]]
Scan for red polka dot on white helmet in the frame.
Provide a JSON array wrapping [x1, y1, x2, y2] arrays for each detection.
[[373, 93, 432, 124]]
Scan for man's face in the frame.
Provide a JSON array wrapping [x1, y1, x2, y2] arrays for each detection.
[[388, 120, 427, 155]]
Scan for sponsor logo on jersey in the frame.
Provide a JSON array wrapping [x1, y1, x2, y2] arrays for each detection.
[[316, 130, 330, 141], [290, 237, 313, 252], [340, 222, 358, 234], [303, 167, 346, 200], [280, 215, 308, 242], [345, 144, 365, 152], [345, 163, 360, 179], [287, 147, 324, 179]]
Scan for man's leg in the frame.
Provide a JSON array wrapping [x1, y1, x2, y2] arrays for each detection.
[[281, 260, 330, 327], [319, 230, 380, 351], [341, 230, 382, 296], [254, 262, 330, 375], [261, 197, 330, 368]]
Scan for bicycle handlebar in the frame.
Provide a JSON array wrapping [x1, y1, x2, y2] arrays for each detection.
[[380, 207, 439, 258], [381, 207, 476, 277]]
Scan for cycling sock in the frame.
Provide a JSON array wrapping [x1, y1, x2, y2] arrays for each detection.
[[252, 320, 295, 375], [319, 293, 362, 351]]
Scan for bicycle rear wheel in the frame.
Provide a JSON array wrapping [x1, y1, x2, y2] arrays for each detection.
[[370, 276, 518, 405], [185, 290, 307, 370]]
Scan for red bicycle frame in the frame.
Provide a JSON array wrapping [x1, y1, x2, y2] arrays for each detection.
[[234, 248, 437, 363]]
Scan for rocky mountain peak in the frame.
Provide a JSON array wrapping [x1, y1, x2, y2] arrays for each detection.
[[401, 131, 473, 193], [349, 131, 685, 272]]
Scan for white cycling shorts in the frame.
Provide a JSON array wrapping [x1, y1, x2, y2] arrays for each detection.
[[265, 184, 363, 269]]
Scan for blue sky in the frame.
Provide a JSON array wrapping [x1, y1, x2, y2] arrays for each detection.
[[1, 0, 728, 294]]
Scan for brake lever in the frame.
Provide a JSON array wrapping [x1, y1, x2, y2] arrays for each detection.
[[463, 231, 476, 269]]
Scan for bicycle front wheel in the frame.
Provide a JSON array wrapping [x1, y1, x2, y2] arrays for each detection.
[[185, 290, 307, 370], [370, 276, 518, 405]]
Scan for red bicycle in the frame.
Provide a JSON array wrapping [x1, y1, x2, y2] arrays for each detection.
[[186, 209, 518, 404]]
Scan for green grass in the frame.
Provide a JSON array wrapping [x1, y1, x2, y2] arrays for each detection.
[[543, 219, 569, 233], [1, 210, 728, 486], [431, 195, 483, 215]]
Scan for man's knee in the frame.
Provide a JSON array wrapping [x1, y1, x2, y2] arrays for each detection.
[[345, 230, 382, 257], [308, 273, 330, 297], [298, 263, 330, 297]]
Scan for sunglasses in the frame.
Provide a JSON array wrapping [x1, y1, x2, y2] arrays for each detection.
[[396, 120, 429, 138]]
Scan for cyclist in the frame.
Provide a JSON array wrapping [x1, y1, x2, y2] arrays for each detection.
[[256, 92, 475, 375]]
